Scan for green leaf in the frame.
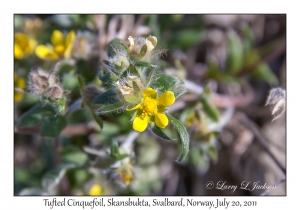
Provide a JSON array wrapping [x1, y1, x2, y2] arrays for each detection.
[[87, 106, 103, 129], [173, 87, 188, 98], [121, 64, 140, 78], [93, 89, 122, 105], [134, 60, 157, 68], [141, 67, 156, 86], [150, 74, 184, 95], [152, 125, 172, 140], [107, 39, 128, 58], [226, 31, 244, 74], [77, 75, 85, 95], [60, 147, 89, 167], [140, 45, 147, 57], [96, 103, 127, 115], [18, 104, 56, 127], [199, 95, 219, 122], [208, 145, 218, 161], [40, 115, 67, 137], [251, 63, 278, 85], [170, 30, 206, 49], [98, 70, 113, 85], [166, 114, 189, 162], [110, 140, 128, 160]]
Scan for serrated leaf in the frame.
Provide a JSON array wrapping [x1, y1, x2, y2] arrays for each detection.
[[96, 103, 127, 115], [93, 89, 122, 105], [150, 74, 183, 95], [252, 63, 278, 85], [199, 95, 219, 122], [173, 86, 188, 98], [18, 104, 56, 127], [226, 31, 244, 74], [166, 114, 189, 162], [152, 125, 172, 140], [40, 115, 67, 137]]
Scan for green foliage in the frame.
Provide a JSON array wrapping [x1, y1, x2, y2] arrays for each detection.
[[40, 115, 67, 137], [18, 104, 57, 127], [166, 114, 189, 162]]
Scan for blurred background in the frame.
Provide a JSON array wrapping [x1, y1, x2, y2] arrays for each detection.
[[14, 14, 286, 196]]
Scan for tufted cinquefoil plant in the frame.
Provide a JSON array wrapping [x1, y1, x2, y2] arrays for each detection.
[[92, 35, 189, 162]]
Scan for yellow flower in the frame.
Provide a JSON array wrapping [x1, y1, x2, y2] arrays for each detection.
[[126, 88, 175, 132], [35, 30, 76, 61], [14, 33, 37, 59], [14, 72, 26, 102], [88, 184, 102, 196]]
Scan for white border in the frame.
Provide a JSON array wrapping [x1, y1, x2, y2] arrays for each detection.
[[3, 0, 299, 209]]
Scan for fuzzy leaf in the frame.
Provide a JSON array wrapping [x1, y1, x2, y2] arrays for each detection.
[[152, 125, 172, 140], [96, 103, 127, 115], [93, 89, 122, 105], [18, 104, 56, 127], [107, 39, 128, 58], [199, 95, 219, 122], [40, 115, 67, 137], [121, 64, 140, 78], [173, 86, 188, 98], [140, 45, 147, 58], [87, 106, 103, 129], [166, 114, 189, 162], [150, 74, 184, 95], [134, 60, 157, 68]]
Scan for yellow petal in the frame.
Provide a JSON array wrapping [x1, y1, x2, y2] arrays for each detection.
[[51, 30, 64, 46], [89, 184, 102, 196], [155, 113, 168, 128], [158, 91, 175, 106], [16, 77, 26, 89], [35, 45, 59, 61], [15, 33, 29, 49], [14, 44, 24, 59], [128, 36, 134, 50], [145, 35, 157, 51], [126, 104, 141, 111], [28, 39, 37, 53], [143, 88, 157, 98], [133, 115, 148, 132], [54, 45, 65, 55], [64, 31, 76, 58], [14, 91, 24, 102]]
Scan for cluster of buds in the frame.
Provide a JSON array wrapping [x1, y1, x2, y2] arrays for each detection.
[[28, 68, 67, 100], [27, 67, 70, 114]]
